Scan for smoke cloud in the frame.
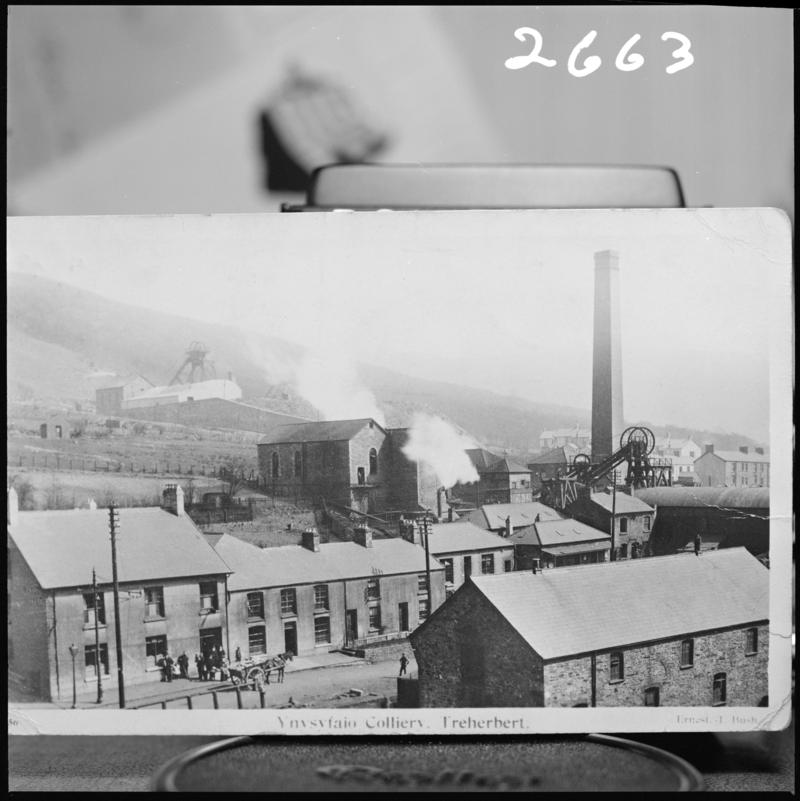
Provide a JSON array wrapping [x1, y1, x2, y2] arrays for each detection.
[[401, 412, 479, 488]]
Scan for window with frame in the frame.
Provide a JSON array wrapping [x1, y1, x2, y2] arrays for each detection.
[[368, 604, 382, 632], [418, 598, 429, 622], [745, 627, 758, 654], [145, 634, 168, 668], [417, 573, 427, 593], [366, 578, 380, 600], [144, 586, 165, 618], [619, 517, 628, 533], [246, 591, 264, 619], [713, 672, 727, 705], [314, 616, 331, 645], [248, 625, 267, 655], [280, 588, 297, 615], [644, 686, 660, 706], [271, 451, 280, 478], [369, 448, 378, 475], [643, 516, 651, 532], [609, 651, 625, 682], [680, 638, 694, 668], [83, 591, 106, 626], [294, 451, 302, 478], [504, 559, 513, 572], [314, 584, 329, 611], [481, 553, 495, 574], [84, 643, 109, 679], [441, 558, 454, 584], [199, 581, 218, 613]]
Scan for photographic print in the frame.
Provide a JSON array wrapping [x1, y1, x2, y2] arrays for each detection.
[[6, 207, 792, 737]]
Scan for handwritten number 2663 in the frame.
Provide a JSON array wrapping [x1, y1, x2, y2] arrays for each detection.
[[505, 29, 694, 75]]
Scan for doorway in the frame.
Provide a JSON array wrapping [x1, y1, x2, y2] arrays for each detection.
[[345, 609, 358, 646], [199, 627, 223, 658], [398, 602, 409, 633], [283, 621, 298, 656]]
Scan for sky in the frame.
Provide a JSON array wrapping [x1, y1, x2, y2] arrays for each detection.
[[7, 208, 791, 443]]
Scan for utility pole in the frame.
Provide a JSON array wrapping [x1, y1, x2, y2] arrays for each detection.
[[92, 567, 103, 704], [422, 512, 433, 615], [108, 506, 125, 708], [610, 470, 617, 561]]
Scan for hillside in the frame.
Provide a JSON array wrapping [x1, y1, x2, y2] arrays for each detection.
[[7, 273, 762, 454]]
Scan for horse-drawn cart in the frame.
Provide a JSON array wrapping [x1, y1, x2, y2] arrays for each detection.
[[227, 652, 292, 687]]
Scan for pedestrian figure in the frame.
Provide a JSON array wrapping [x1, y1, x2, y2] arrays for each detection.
[[199, 654, 208, 681], [694, 533, 702, 556], [179, 652, 189, 679], [220, 648, 226, 662], [399, 653, 409, 676], [165, 653, 174, 682], [235, 646, 242, 663], [158, 654, 167, 682], [194, 654, 202, 681]]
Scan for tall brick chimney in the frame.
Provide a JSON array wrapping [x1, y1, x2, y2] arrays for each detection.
[[301, 527, 320, 552], [8, 486, 19, 525], [353, 525, 373, 548], [591, 250, 624, 464], [705, 443, 715, 454], [162, 484, 185, 516]]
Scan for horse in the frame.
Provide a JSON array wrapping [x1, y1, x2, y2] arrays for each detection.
[[263, 651, 294, 684]]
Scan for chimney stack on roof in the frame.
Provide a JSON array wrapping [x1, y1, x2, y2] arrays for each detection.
[[301, 527, 320, 552], [88, 498, 97, 510], [354, 525, 373, 548], [739, 446, 749, 454], [505, 515, 513, 538], [705, 443, 715, 455], [8, 487, 19, 526], [162, 484, 185, 517]]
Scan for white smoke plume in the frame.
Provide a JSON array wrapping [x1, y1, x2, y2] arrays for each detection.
[[401, 412, 479, 489]]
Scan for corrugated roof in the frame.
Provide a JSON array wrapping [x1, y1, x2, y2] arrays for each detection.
[[588, 492, 654, 515], [10, 508, 230, 590], [634, 487, 770, 509], [477, 502, 563, 530], [470, 548, 768, 659], [214, 534, 442, 592], [259, 418, 377, 445], [509, 518, 609, 547], [700, 450, 770, 464], [482, 457, 531, 475], [427, 522, 513, 555]]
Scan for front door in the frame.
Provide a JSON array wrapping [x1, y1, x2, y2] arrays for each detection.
[[345, 610, 358, 645], [283, 622, 298, 656], [398, 602, 409, 633], [200, 627, 222, 658], [464, 555, 472, 578]]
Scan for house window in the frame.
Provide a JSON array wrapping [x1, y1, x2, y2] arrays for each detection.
[[418, 598, 429, 622], [248, 625, 266, 656], [84, 643, 109, 679], [271, 451, 280, 478], [314, 616, 331, 645], [199, 582, 218, 613], [83, 591, 106, 626], [441, 558, 454, 584], [481, 554, 495, 574], [144, 586, 165, 618], [680, 638, 694, 668], [643, 516, 651, 532], [417, 574, 428, 593], [745, 628, 758, 654], [280, 588, 297, 615], [369, 448, 378, 475], [464, 556, 472, 577], [145, 635, 168, 668], [609, 651, 624, 682], [246, 591, 264, 619], [366, 578, 380, 600], [504, 559, 513, 572], [357, 467, 366, 485], [713, 672, 727, 705], [368, 604, 382, 632], [644, 686, 660, 706], [294, 451, 302, 477], [314, 584, 329, 611], [619, 517, 628, 533]]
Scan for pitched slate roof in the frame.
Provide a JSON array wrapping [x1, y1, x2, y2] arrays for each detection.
[[427, 522, 513, 555], [214, 534, 442, 592], [469, 548, 768, 660], [472, 502, 563, 531], [259, 418, 379, 445], [9, 508, 230, 590], [464, 448, 500, 471], [508, 518, 609, 547], [482, 457, 532, 475], [588, 492, 654, 515], [701, 450, 771, 464], [528, 445, 579, 466], [634, 487, 769, 509]]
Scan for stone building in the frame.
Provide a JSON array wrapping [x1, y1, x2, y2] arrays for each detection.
[[410, 548, 768, 708], [652, 435, 701, 486], [121, 378, 242, 410], [257, 418, 439, 515], [527, 444, 580, 491], [423, 521, 515, 597], [507, 517, 610, 570], [466, 501, 563, 536], [566, 490, 655, 560], [538, 426, 591, 452], [7, 487, 231, 702], [694, 445, 770, 488], [453, 452, 533, 506], [212, 527, 445, 658], [95, 374, 154, 416]]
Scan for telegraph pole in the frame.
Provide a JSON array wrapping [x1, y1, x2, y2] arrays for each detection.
[[422, 512, 433, 614], [610, 470, 617, 561], [108, 506, 125, 708], [92, 567, 103, 704]]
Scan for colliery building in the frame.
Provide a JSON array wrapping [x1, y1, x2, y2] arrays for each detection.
[[410, 548, 768, 708], [212, 527, 445, 658], [693, 445, 770, 488], [257, 418, 440, 515], [633, 487, 770, 557], [507, 517, 611, 570], [454, 451, 533, 506], [466, 501, 563, 536]]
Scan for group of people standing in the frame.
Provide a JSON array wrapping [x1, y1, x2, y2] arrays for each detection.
[[195, 646, 229, 681], [157, 652, 190, 682]]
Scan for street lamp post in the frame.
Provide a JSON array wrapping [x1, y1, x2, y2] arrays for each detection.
[[68, 643, 78, 709]]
